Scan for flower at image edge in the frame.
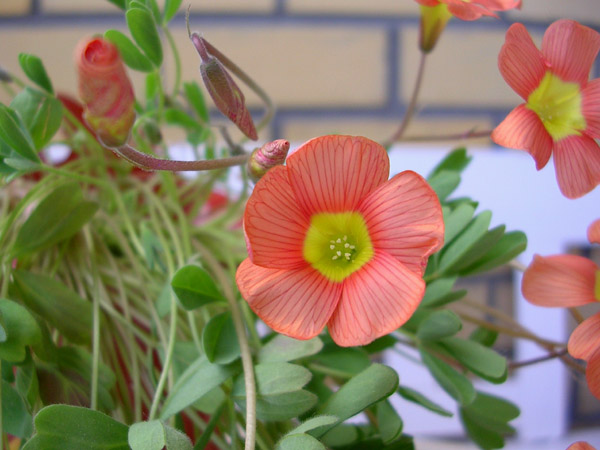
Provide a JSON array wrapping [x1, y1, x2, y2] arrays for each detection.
[[522, 253, 600, 400], [414, 0, 521, 21], [492, 20, 600, 199], [567, 442, 597, 450], [236, 135, 444, 347]]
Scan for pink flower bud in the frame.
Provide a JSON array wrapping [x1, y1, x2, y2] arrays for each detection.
[[247, 139, 290, 182], [76, 37, 136, 147], [191, 33, 258, 140]]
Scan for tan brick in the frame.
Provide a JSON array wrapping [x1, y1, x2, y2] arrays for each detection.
[[400, 25, 529, 107], [506, 0, 600, 24], [280, 116, 493, 146], [173, 25, 387, 108], [286, 0, 417, 16], [0, 0, 30, 16], [41, 0, 275, 14]]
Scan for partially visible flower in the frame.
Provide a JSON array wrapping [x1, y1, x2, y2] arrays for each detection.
[[247, 139, 290, 183], [522, 227, 600, 399], [415, 0, 521, 21], [418, 4, 452, 53], [589, 219, 600, 244], [567, 442, 597, 450], [492, 20, 600, 199], [236, 135, 444, 347], [75, 37, 136, 147]]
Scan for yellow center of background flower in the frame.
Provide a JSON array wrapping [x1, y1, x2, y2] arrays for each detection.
[[526, 71, 586, 141], [595, 270, 600, 302], [303, 212, 374, 282]]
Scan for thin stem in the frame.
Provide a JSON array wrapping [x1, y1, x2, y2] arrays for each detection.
[[85, 230, 101, 410], [163, 26, 182, 97], [569, 307, 586, 325], [509, 348, 570, 370], [383, 51, 427, 147], [398, 129, 493, 143]]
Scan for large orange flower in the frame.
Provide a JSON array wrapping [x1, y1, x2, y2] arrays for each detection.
[[492, 20, 600, 199], [415, 0, 521, 21], [236, 135, 444, 347], [522, 231, 600, 399]]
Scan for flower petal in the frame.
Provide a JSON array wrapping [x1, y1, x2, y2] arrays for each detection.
[[491, 104, 553, 170], [243, 165, 309, 269], [521, 254, 598, 307], [358, 170, 444, 276], [287, 135, 390, 216], [582, 78, 600, 139], [588, 218, 600, 244], [586, 348, 600, 401], [498, 24, 546, 100], [328, 251, 425, 347], [542, 20, 600, 85], [567, 442, 598, 450], [446, 2, 493, 20], [236, 258, 342, 340], [553, 134, 600, 199], [568, 312, 600, 361]]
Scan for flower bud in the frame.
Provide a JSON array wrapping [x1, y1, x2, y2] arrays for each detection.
[[247, 139, 290, 183], [75, 37, 136, 147], [191, 33, 258, 140], [419, 4, 452, 53]]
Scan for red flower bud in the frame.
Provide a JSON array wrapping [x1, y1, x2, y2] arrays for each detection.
[[247, 139, 290, 182], [75, 37, 136, 147], [191, 33, 258, 140]]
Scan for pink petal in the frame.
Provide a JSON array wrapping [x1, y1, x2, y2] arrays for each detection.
[[415, 0, 440, 6], [328, 251, 425, 347], [587, 349, 600, 401], [445, 2, 493, 20], [358, 170, 444, 276], [588, 218, 600, 244], [491, 104, 553, 170], [568, 312, 600, 361], [582, 78, 600, 139], [567, 442, 597, 450], [243, 165, 309, 269], [521, 254, 598, 307], [553, 134, 600, 199], [498, 24, 546, 99], [236, 258, 342, 340], [542, 20, 600, 85], [286, 135, 390, 216]]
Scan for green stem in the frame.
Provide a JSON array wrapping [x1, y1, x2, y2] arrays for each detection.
[[163, 26, 182, 97]]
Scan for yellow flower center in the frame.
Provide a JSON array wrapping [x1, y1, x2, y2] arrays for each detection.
[[303, 212, 374, 283], [595, 270, 600, 302], [526, 71, 586, 141]]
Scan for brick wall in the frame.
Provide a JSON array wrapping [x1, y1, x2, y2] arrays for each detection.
[[1, 0, 599, 144]]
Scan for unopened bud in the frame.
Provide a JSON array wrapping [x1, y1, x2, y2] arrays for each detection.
[[247, 139, 290, 183], [588, 219, 600, 244], [191, 33, 258, 140], [76, 37, 136, 147], [419, 4, 452, 53]]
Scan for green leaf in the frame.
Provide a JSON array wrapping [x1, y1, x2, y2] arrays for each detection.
[[276, 434, 326, 450], [126, 7, 163, 67], [419, 348, 475, 406], [16, 358, 39, 410], [104, 29, 154, 72], [443, 203, 476, 246], [0, 104, 39, 162], [163, 0, 183, 23], [417, 310, 462, 341], [427, 170, 460, 202], [11, 270, 92, 344], [10, 88, 63, 150], [461, 231, 527, 276], [0, 298, 41, 362], [284, 416, 338, 436], [171, 265, 224, 309], [440, 337, 507, 382], [258, 335, 323, 363], [160, 356, 237, 419], [377, 400, 403, 444], [312, 346, 370, 376], [429, 148, 471, 177], [454, 225, 506, 274], [18, 54, 53, 94], [438, 211, 492, 275], [397, 385, 453, 417], [164, 108, 203, 131], [421, 277, 456, 308], [202, 312, 240, 365], [128, 420, 192, 450], [107, 0, 126, 9], [2, 379, 33, 438], [469, 327, 498, 348], [13, 182, 98, 256], [312, 364, 399, 438], [23, 405, 129, 450], [183, 81, 210, 123]]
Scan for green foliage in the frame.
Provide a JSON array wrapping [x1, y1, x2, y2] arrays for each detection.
[[2, 379, 33, 438], [202, 311, 240, 364], [397, 385, 453, 417], [18, 54, 53, 94], [170, 265, 225, 310], [104, 30, 154, 72], [376, 400, 404, 444], [0, 298, 41, 362], [439, 337, 508, 383], [126, 5, 163, 67], [128, 420, 192, 450], [258, 335, 323, 363], [417, 310, 462, 341], [163, 0, 183, 23], [0, 103, 40, 162]]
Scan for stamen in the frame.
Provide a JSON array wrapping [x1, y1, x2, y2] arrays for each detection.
[[349, 245, 355, 250], [336, 238, 342, 243], [344, 243, 349, 248], [330, 245, 335, 250], [336, 251, 342, 256], [332, 255, 338, 260], [344, 253, 351, 259]]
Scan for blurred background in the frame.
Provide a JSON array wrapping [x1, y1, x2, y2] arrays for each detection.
[[1, 0, 600, 448]]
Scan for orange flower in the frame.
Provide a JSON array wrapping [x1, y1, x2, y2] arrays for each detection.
[[492, 20, 600, 199], [589, 219, 600, 244], [76, 37, 136, 147], [567, 442, 597, 450], [235, 135, 444, 347], [522, 230, 600, 399], [415, 0, 521, 21]]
